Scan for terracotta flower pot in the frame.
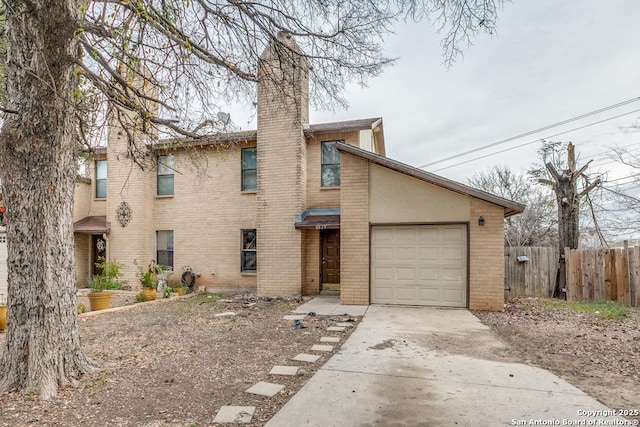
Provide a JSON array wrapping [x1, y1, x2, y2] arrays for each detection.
[[142, 288, 157, 301], [0, 305, 6, 331], [87, 292, 112, 311]]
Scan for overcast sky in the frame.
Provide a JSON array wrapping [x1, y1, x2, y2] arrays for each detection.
[[302, 0, 640, 188]]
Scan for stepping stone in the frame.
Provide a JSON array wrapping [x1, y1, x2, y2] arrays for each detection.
[[335, 322, 354, 327], [292, 353, 321, 363], [327, 326, 346, 332], [311, 344, 333, 352], [269, 365, 299, 376], [214, 311, 236, 317], [245, 381, 284, 397], [320, 336, 340, 343], [283, 314, 306, 320], [213, 406, 255, 423]]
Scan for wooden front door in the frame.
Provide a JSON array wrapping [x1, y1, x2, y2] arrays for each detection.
[[321, 230, 340, 287], [92, 235, 107, 276]]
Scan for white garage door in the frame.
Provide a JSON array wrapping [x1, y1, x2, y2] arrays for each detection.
[[371, 224, 467, 307], [0, 232, 7, 300]]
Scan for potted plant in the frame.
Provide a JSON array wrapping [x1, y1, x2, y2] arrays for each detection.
[[87, 258, 126, 311], [0, 293, 6, 331], [173, 284, 185, 296], [139, 266, 158, 301]]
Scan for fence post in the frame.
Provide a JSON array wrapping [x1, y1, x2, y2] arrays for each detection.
[[628, 246, 639, 307]]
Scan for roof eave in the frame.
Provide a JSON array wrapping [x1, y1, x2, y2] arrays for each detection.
[[336, 142, 526, 218]]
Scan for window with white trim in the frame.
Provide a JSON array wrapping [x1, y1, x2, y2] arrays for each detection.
[[95, 160, 107, 198], [321, 141, 341, 187], [157, 155, 174, 196], [241, 229, 256, 272], [157, 230, 174, 269]]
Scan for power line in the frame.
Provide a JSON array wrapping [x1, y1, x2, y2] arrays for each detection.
[[431, 108, 640, 172], [419, 96, 640, 169]]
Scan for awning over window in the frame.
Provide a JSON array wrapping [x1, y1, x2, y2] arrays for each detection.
[[294, 208, 340, 230], [73, 216, 110, 234]]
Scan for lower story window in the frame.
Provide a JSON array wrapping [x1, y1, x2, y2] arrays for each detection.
[[157, 230, 174, 269], [241, 229, 256, 272]]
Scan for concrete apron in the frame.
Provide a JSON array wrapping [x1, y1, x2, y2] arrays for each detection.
[[267, 305, 620, 427]]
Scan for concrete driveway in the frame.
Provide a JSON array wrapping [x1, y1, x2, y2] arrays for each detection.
[[267, 305, 620, 427]]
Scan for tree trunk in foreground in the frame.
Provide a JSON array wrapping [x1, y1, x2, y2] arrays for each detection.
[[0, 0, 93, 399]]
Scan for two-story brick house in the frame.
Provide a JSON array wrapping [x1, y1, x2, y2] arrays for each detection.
[[72, 33, 524, 311]]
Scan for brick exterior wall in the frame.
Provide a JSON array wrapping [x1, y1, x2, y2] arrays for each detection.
[[305, 130, 359, 209], [74, 234, 91, 288], [256, 34, 309, 296], [469, 198, 505, 311], [339, 152, 370, 305], [302, 229, 320, 295], [105, 126, 156, 288], [152, 142, 258, 292]]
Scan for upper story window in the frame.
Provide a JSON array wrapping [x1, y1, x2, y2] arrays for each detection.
[[157, 155, 174, 196], [321, 141, 342, 187], [95, 160, 107, 198], [157, 230, 174, 269], [241, 148, 257, 191]]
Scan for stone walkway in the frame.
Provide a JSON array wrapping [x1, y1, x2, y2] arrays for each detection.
[[212, 309, 356, 424]]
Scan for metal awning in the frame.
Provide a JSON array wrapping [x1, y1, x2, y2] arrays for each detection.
[[294, 208, 340, 230], [73, 216, 110, 234]]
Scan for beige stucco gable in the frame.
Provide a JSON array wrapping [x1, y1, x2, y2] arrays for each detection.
[[369, 164, 471, 223]]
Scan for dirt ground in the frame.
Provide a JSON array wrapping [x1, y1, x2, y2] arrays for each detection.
[[0, 294, 358, 427], [474, 298, 640, 418]]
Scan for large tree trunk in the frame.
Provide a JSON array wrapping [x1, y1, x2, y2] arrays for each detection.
[[0, 0, 93, 399], [554, 170, 579, 298]]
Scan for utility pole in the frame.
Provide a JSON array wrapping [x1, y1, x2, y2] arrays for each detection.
[[545, 143, 600, 298]]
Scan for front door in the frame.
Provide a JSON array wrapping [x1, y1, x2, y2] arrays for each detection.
[[92, 235, 107, 276], [321, 229, 340, 289]]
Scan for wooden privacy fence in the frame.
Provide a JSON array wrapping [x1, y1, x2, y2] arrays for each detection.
[[504, 247, 558, 298], [565, 246, 640, 306]]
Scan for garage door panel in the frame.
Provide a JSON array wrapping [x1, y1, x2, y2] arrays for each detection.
[[419, 247, 439, 260], [419, 228, 439, 240], [396, 228, 417, 241], [397, 247, 416, 261], [371, 225, 467, 307], [395, 267, 416, 280], [373, 266, 393, 280], [373, 247, 393, 261], [419, 267, 439, 280], [442, 267, 464, 281], [443, 247, 464, 261]]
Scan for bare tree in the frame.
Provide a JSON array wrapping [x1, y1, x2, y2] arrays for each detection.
[[468, 165, 557, 247], [0, 0, 505, 398], [530, 142, 601, 297]]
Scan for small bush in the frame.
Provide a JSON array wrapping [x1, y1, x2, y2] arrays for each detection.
[[135, 292, 147, 303]]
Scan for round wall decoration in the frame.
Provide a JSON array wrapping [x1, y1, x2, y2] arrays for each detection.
[[116, 201, 132, 227]]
